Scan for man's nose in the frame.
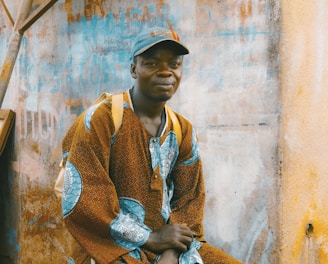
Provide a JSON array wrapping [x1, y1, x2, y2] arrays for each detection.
[[157, 63, 172, 76]]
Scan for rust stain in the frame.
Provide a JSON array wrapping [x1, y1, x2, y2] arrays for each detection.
[[141, 6, 149, 21], [66, 99, 82, 107], [20, 179, 69, 262], [156, 2, 168, 17], [64, 0, 73, 22], [240, 0, 253, 27], [38, 25, 47, 38], [125, 7, 135, 22], [31, 142, 39, 154], [64, 0, 81, 22], [64, 1, 169, 23], [297, 86, 304, 96], [165, 19, 173, 31], [0, 59, 12, 81], [24, 209, 34, 220], [85, 0, 106, 20], [23, 182, 62, 230], [258, 0, 264, 14]]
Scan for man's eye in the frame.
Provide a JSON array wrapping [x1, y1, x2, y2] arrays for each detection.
[[170, 61, 181, 68], [145, 62, 157, 66]]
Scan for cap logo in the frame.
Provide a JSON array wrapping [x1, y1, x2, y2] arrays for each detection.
[[149, 29, 179, 41]]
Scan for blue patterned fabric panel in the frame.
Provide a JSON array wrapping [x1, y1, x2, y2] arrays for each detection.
[[181, 128, 200, 166], [84, 102, 103, 131], [68, 257, 75, 264], [62, 161, 82, 217], [62, 151, 69, 160], [149, 131, 179, 222], [84, 98, 130, 132], [109, 198, 151, 252], [179, 240, 203, 264]]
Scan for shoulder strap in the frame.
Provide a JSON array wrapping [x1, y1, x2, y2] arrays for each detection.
[[166, 105, 182, 147], [111, 93, 124, 135], [99, 92, 124, 135]]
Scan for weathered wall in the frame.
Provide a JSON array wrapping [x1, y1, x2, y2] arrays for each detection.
[[280, 0, 328, 263], [0, 0, 281, 263]]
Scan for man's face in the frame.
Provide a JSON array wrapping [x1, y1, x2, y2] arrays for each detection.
[[131, 43, 184, 102]]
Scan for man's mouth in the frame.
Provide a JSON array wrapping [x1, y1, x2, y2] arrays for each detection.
[[154, 81, 174, 86], [154, 83, 173, 90]]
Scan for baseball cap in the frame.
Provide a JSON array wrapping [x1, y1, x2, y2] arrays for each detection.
[[131, 27, 189, 58]]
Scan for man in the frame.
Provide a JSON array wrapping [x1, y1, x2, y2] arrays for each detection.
[[61, 27, 242, 264]]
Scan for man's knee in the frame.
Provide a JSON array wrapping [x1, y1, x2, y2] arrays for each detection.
[[198, 243, 243, 264]]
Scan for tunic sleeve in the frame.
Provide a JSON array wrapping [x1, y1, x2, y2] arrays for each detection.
[[169, 127, 206, 240], [62, 102, 150, 263]]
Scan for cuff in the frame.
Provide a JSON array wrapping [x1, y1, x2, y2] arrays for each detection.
[[109, 198, 152, 250]]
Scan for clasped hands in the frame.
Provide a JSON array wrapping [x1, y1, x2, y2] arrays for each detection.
[[143, 223, 194, 264]]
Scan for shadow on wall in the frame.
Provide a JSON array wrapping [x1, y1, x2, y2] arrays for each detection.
[[0, 118, 17, 264]]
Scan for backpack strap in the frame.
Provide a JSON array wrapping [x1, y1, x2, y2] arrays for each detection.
[[166, 105, 182, 147], [110, 93, 124, 135], [98, 92, 124, 135]]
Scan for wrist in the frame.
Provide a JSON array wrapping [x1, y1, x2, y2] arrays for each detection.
[[143, 232, 155, 251], [157, 249, 179, 263]]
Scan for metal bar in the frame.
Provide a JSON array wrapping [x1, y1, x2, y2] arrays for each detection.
[[18, 0, 58, 34], [0, 0, 58, 107], [0, 0, 33, 108], [0, 0, 14, 26]]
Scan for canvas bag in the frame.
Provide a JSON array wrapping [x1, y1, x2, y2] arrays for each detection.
[[54, 92, 181, 198]]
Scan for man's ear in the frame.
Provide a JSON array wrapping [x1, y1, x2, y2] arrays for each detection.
[[130, 63, 137, 79]]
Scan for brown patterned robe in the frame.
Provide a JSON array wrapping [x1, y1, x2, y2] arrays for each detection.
[[61, 90, 242, 264]]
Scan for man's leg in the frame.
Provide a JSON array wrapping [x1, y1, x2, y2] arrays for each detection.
[[71, 239, 91, 264], [199, 243, 243, 264]]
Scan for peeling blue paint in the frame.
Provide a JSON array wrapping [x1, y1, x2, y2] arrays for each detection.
[[28, 214, 42, 225], [7, 229, 20, 258], [205, 26, 282, 40]]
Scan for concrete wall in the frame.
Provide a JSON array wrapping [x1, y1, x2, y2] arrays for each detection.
[[280, 1, 328, 263], [0, 0, 290, 263]]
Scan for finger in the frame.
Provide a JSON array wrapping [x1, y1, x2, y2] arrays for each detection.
[[181, 234, 193, 247], [174, 232, 192, 244], [175, 241, 189, 253], [175, 223, 192, 232], [179, 227, 194, 238]]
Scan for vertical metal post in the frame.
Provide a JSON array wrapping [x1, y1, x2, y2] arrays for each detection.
[[0, 0, 59, 108], [0, 0, 14, 26], [0, 0, 33, 108]]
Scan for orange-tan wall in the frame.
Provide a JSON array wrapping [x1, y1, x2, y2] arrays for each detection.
[[280, 0, 328, 263]]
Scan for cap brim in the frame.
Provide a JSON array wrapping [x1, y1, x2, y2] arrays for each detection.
[[134, 39, 189, 57]]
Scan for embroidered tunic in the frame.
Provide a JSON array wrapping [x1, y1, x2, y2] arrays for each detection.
[[61, 90, 241, 264]]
